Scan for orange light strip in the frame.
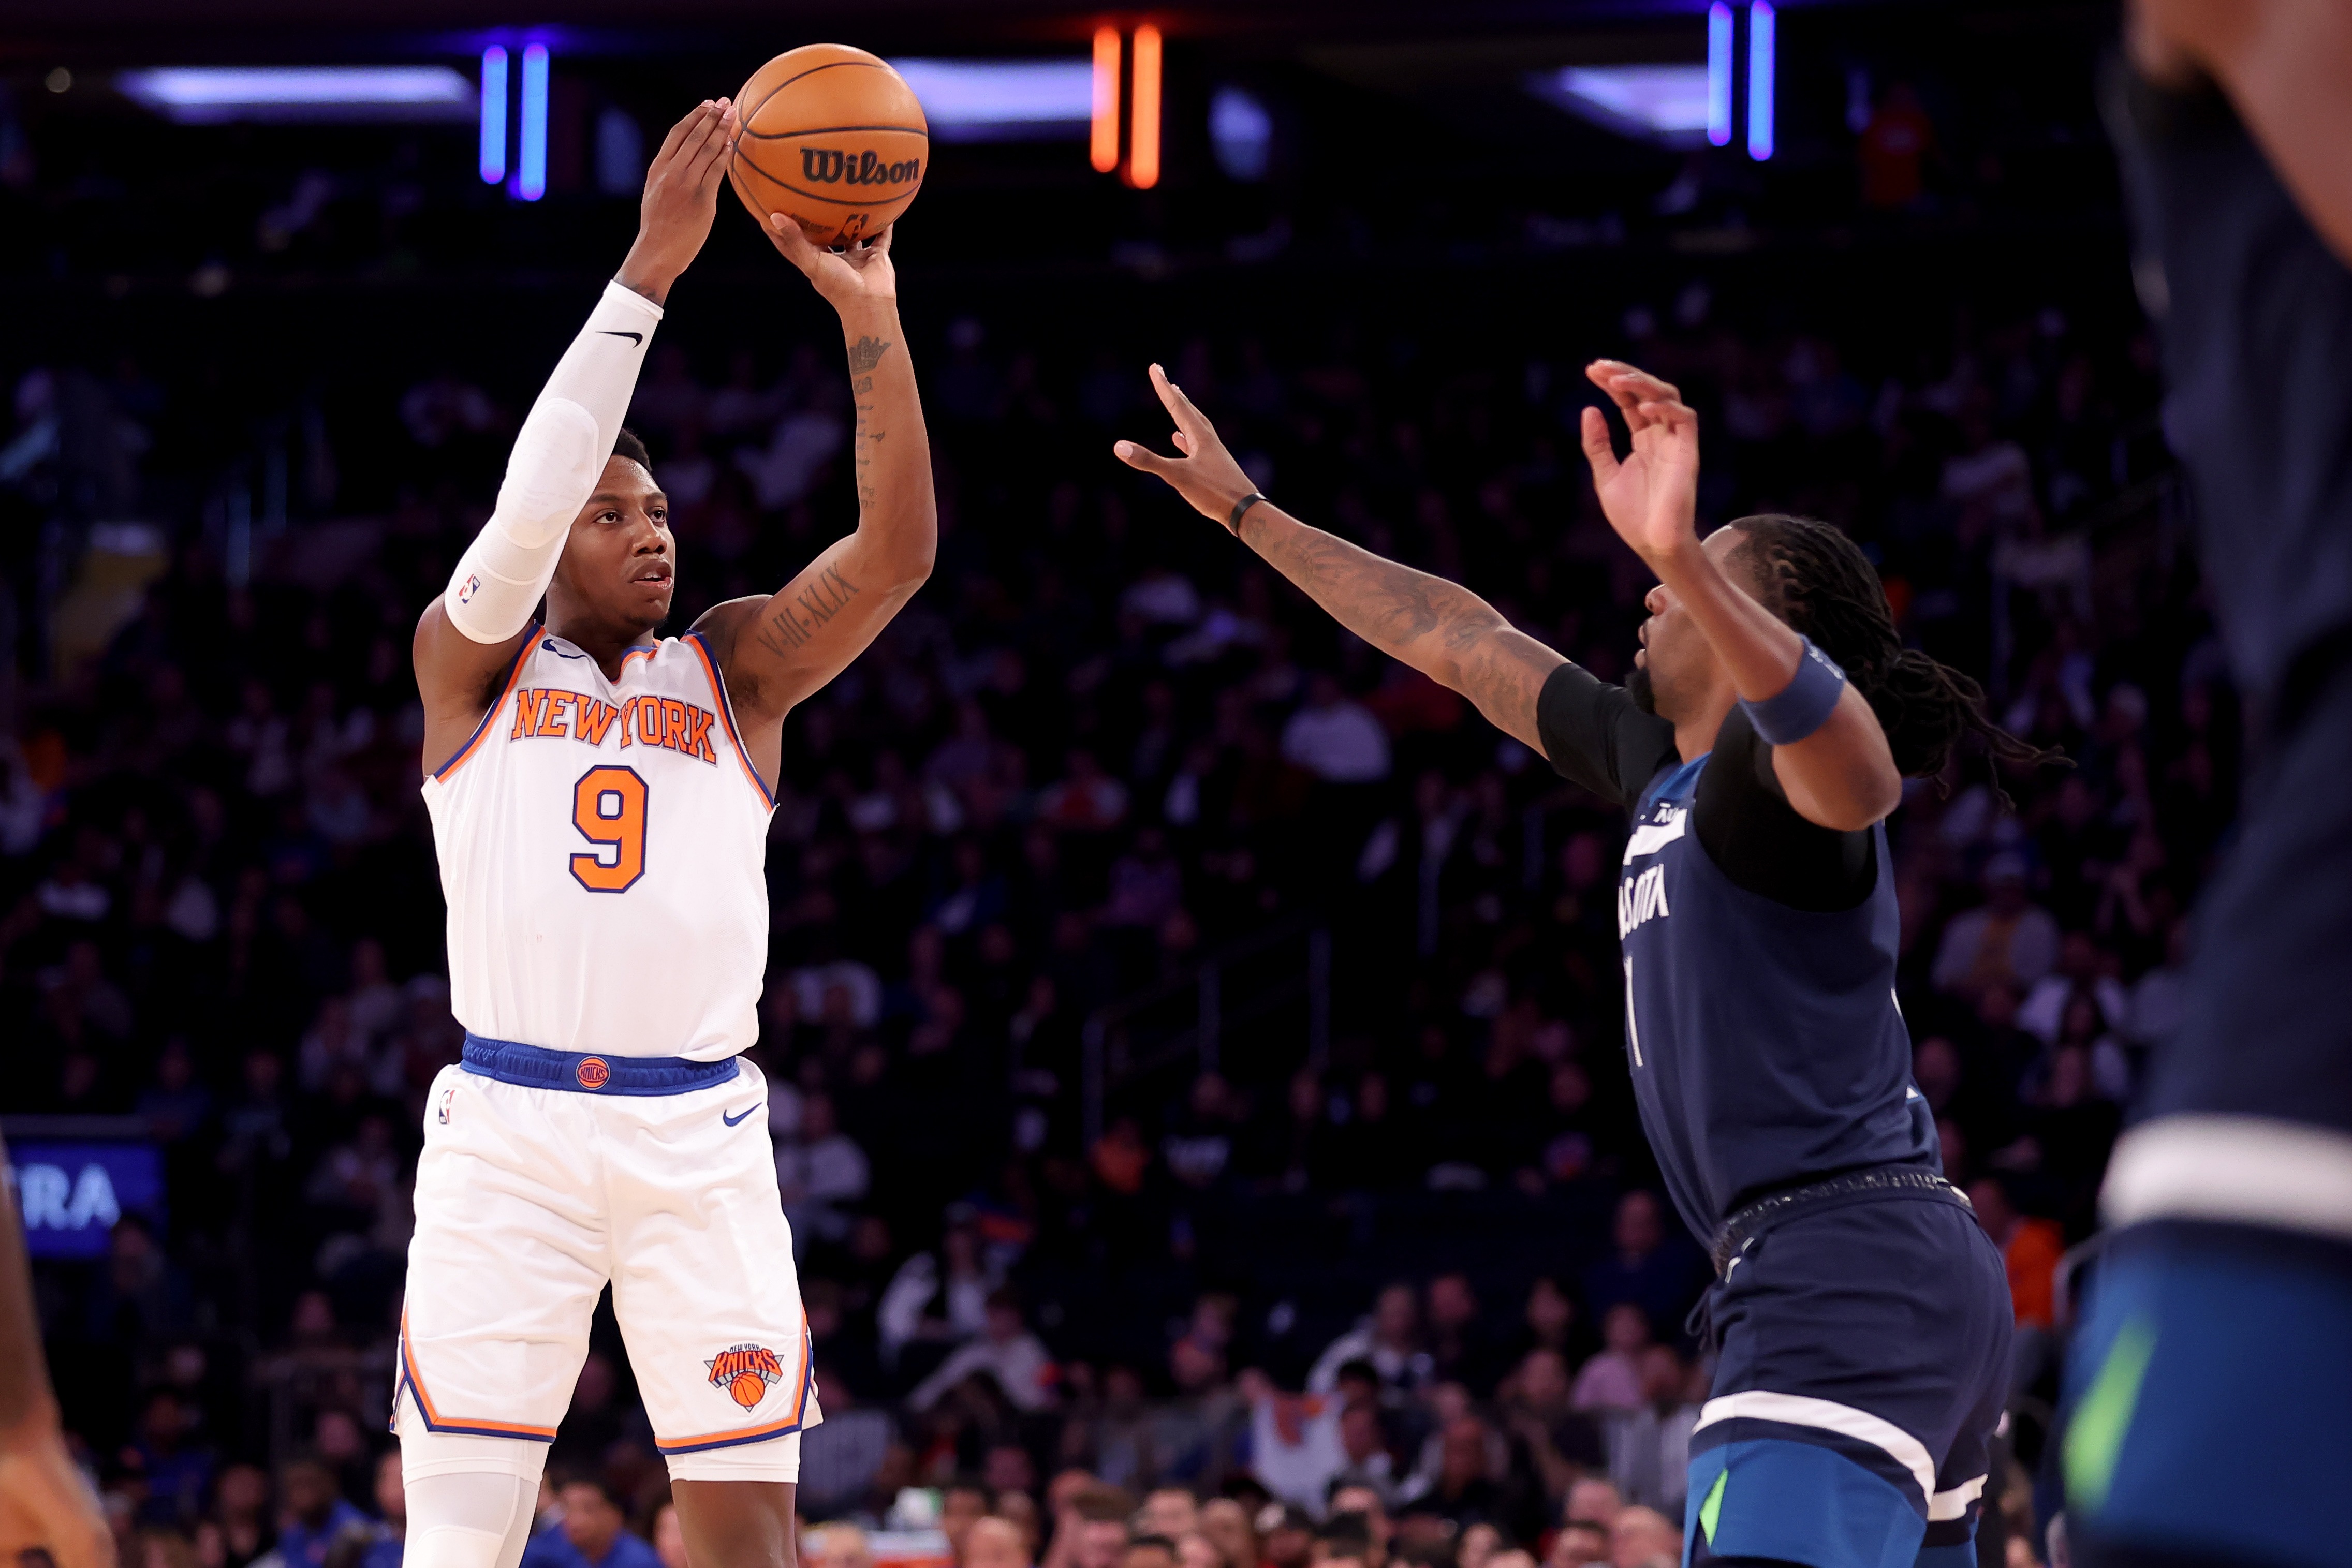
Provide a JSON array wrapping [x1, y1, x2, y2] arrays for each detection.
[[1128, 24, 1162, 188], [1090, 26, 1122, 174]]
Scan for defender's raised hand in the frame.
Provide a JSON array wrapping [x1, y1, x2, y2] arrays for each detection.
[[1114, 364, 1260, 530], [763, 216, 898, 307], [616, 98, 738, 305], [1580, 359, 1702, 566]]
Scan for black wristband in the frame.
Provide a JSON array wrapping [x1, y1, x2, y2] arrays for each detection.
[[1228, 491, 1268, 532]]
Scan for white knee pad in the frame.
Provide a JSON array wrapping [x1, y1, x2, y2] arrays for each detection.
[[400, 1402, 550, 1568]]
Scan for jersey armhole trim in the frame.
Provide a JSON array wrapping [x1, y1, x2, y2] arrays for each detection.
[[429, 623, 540, 782], [684, 630, 777, 809]]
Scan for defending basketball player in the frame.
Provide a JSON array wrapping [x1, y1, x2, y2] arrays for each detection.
[[1119, 364, 2044, 1568], [400, 96, 934, 1568]]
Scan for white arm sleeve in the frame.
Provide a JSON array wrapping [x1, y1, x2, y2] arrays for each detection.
[[442, 279, 664, 643]]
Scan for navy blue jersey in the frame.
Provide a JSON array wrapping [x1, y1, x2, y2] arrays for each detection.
[[2107, 64, 2352, 715], [1539, 663, 1935, 1242], [1618, 755, 1935, 1239]]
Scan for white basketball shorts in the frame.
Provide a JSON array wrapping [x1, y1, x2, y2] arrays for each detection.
[[397, 1037, 821, 1481]]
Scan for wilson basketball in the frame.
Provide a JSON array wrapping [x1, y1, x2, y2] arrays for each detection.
[[729, 44, 928, 248]]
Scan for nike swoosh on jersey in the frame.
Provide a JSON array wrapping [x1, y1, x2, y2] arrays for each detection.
[[598, 330, 644, 345], [721, 1106, 758, 1127]]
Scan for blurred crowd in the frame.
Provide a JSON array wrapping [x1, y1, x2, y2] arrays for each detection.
[[2, 104, 2220, 1568]]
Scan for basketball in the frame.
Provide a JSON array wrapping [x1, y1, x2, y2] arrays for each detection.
[[729, 43, 928, 248], [728, 1371, 767, 1408]]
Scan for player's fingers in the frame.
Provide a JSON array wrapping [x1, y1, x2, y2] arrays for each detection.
[[685, 102, 737, 184], [767, 212, 820, 273], [654, 101, 714, 169], [1150, 364, 1217, 442], [1585, 360, 1648, 427], [1610, 366, 1683, 409], [868, 224, 895, 258], [1112, 440, 1181, 479], [677, 99, 730, 171], [1637, 398, 1699, 435], [1578, 405, 1622, 483], [1174, 431, 1197, 455]]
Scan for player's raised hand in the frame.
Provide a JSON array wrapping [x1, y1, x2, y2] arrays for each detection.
[[1114, 365, 1259, 530], [762, 216, 897, 307], [1580, 359, 1702, 566], [615, 98, 738, 305], [0, 1424, 114, 1568]]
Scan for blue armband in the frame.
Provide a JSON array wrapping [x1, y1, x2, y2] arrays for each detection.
[[1739, 637, 1847, 745]]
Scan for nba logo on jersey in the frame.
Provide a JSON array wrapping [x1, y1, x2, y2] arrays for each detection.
[[438, 1086, 455, 1125], [457, 573, 481, 605], [707, 1343, 784, 1409]]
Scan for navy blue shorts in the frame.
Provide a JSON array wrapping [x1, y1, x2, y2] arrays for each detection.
[[1686, 1190, 2013, 1568], [2063, 1224, 2352, 1568]]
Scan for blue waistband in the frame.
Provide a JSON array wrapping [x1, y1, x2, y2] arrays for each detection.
[[460, 1034, 741, 1097]]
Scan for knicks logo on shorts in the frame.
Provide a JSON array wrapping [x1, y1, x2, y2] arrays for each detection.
[[707, 1343, 785, 1409], [576, 1057, 611, 1090]]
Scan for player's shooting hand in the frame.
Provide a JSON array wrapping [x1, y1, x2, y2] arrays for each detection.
[[763, 217, 898, 309], [0, 1422, 114, 1568], [616, 98, 738, 306], [1579, 359, 1701, 567], [1113, 365, 1259, 530]]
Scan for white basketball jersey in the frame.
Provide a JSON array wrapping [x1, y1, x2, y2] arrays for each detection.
[[422, 626, 773, 1060]]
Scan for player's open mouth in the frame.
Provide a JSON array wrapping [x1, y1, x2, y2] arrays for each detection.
[[633, 566, 673, 584]]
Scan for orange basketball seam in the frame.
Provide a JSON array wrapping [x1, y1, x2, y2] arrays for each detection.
[[743, 57, 906, 131]]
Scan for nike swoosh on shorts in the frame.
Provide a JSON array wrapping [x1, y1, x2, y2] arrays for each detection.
[[722, 1106, 758, 1127]]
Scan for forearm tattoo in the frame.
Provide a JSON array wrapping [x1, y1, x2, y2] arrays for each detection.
[[847, 335, 893, 509], [1251, 518, 1549, 721], [755, 562, 862, 657]]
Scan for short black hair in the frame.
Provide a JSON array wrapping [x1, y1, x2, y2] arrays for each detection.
[[612, 426, 653, 472]]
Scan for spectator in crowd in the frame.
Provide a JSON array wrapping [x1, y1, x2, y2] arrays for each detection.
[[1121, 1537, 1179, 1568], [967, 1518, 1033, 1568], [650, 1505, 687, 1568], [1969, 1176, 2066, 1331], [1322, 1489, 1390, 1568], [803, 1525, 875, 1568], [909, 1289, 1056, 1413], [1196, 1499, 1257, 1568], [359, 1453, 404, 1568], [1568, 1308, 1650, 1415], [1599, 1351, 1699, 1515], [1578, 1196, 1697, 1347], [270, 1455, 368, 1568], [1309, 1287, 1427, 1395], [520, 1478, 661, 1568], [777, 1091, 871, 1250], [1931, 856, 2061, 1001], [1253, 1506, 1313, 1568], [1604, 1508, 1679, 1568]]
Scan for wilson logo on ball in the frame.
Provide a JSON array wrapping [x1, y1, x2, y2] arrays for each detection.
[[706, 1343, 785, 1409], [798, 148, 921, 186]]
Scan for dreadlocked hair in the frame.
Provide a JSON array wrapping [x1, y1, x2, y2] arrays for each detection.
[[1727, 514, 2065, 808]]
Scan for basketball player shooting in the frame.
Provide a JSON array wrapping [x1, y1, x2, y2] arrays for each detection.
[[402, 97, 934, 1568], [1119, 363, 2049, 1568]]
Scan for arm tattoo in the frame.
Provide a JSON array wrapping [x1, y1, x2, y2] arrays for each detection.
[[1252, 521, 1502, 657], [754, 562, 863, 657], [846, 335, 893, 373]]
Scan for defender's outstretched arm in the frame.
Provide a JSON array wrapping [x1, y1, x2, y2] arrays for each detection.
[[413, 98, 736, 773], [696, 219, 936, 785], [1115, 365, 1564, 751]]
